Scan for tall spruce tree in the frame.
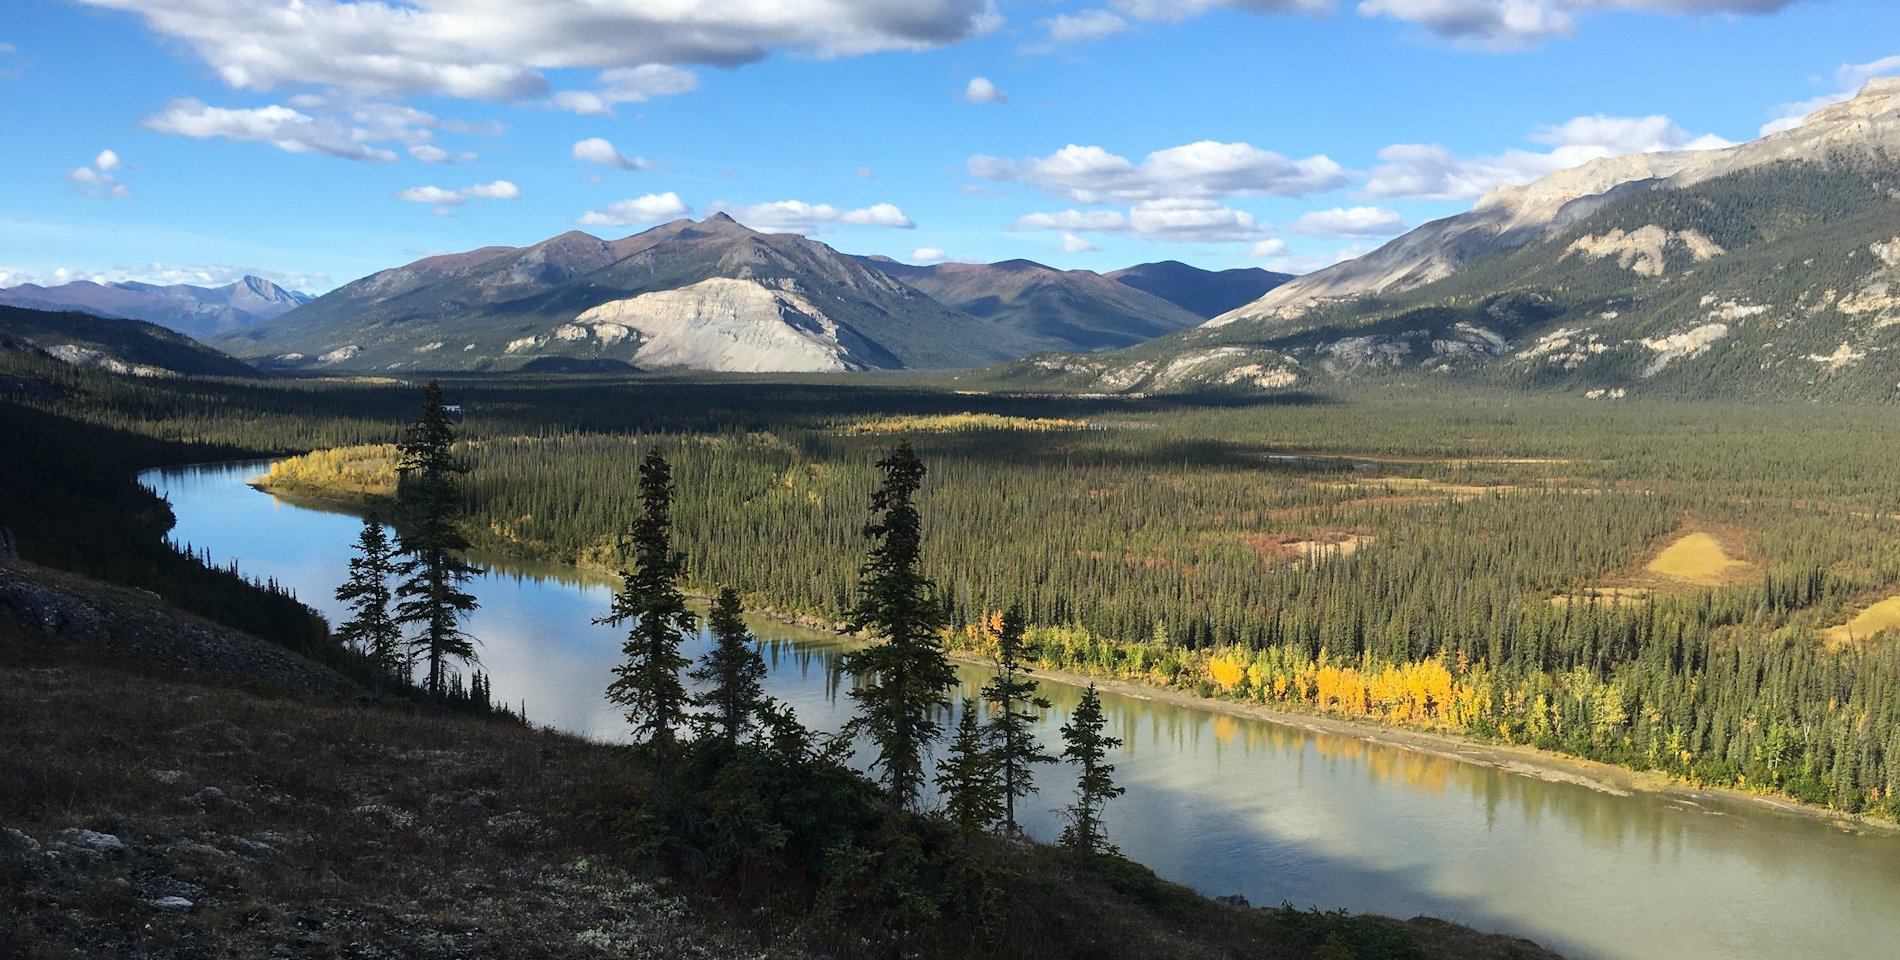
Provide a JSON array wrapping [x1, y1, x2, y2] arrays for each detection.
[[335, 514, 404, 682], [937, 700, 1005, 834], [688, 587, 768, 748], [1059, 683, 1124, 855], [979, 605, 1054, 835], [841, 441, 958, 809], [393, 381, 479, 698], [601, 448, 695, 747]]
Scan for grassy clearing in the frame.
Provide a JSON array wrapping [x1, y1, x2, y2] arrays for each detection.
[[842, 412, 1092, 434], [1823, 596, 1900, 647], [1646, 532, 1754, 585]]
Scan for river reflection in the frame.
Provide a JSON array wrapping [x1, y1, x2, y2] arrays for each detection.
[[143, 460, 1900, 960]]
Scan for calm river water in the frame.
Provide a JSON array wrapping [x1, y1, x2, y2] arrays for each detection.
[[142, 460, 1900, 960]]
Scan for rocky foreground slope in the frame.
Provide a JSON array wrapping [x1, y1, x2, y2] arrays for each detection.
[[0, 559, 1558, 960]]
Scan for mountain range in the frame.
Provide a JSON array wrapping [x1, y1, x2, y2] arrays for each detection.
[[0, 276, 310, 341], [216, 215, 1293, 375], [1004, 77, 1900, 400]]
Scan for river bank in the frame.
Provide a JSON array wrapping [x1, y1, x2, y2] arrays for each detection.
[[250, 472, 1900, 837]]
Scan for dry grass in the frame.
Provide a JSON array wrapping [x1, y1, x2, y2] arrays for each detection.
[[1822, 596, 1900, 648], [1645, 532, 1753, 586]]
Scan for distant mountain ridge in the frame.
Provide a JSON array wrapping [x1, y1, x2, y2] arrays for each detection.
[[853, 256, 1205, 351], [993, 78, 1900, 401], [0, 276, 311, 341], [1106, 261, 1291, 319], [230, 215, 1243, 374], [0, 304, 257, 378]]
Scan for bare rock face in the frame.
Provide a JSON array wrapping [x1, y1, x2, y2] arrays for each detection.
[[1213, 77, 1900, 327], [569, 277, 884, 372]]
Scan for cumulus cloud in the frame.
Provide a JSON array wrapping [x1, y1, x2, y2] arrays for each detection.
[[971, 140, 1348, 203], [73, 0, 998, 101], [145, 99, 389, 162], [545, 65, 699, 115], [1290, 205, 1409, 236], [1364, 113, 1730, 200], [911, 246, 948, 262], [712, 200, 916, 232], [1035, 10, 1131, 48], [397, 179, 521, 215], [69, 150, 130, 198], [963, 76, 1008, 103], [1060, 233, 1099, 253], [1247, 238, 1289, 258], [1013, 209, 1131, 231], [575, 192, 692, 227], [572, 137, 646, 171], [1105, 0, 1803, 50], [409, 144, 475, 163], [1761, 53, 1900, 135], [1126, 197, 1261, 242]]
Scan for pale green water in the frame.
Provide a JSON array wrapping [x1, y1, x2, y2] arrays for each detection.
[[144, 460, 1900, 960]]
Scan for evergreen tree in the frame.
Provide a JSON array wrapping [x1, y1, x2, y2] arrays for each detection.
[[979, 605, 1054, 835], [1059, 684, 1124, 855], [601, 448, 695, 746], [334, 513, 404, 683], [393, 381, 479, 697], [841, 441, 958, 809], [689, 587, 768, 748], [937, 701, 1005, 835]]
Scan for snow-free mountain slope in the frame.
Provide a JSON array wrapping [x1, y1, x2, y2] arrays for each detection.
[[0, 277, 312, 341], [230, 215, 1042, 373], [1105, 261, 1292, 319], [857, 257, 1203, 351]]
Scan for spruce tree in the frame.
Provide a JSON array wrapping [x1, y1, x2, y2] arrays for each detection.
[[601, 448, 695, 747], [937, 700, 1005, 834], [393, 381, 479, 698], [335, 514, 404, 682], [1059, 683, 1124, 855], [841, 441, 958, 809], [980, 605, 1054, 835], [689, 587, 768, 748]]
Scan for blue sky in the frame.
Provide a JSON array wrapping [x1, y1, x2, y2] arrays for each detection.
[[2, 0, 1896, 293]]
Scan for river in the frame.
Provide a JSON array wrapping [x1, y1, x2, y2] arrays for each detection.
[[142, 459, 1900, 960]]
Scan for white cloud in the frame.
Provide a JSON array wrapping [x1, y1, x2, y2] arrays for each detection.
[[713, 199, 916, 232], [1107, 0, 1801, 50], [397, 180, 521, 215], [572, 137, 646, 171], [1060, 233, 1099, 253], [545, 65, 699, 115], [971, 140, 1348, 203], [575, 192, 692, 227], [1039, 10, 1130, 46], [1291, 205, 1409, 237], [1247, 238, 1289, 258], [1254, 240, 1379, 274], [461, 180, 520, 199], [144, 99, 398, 162], [69, 151, 130, 199], [409, 144, 476, 163], [1357, 0, 1810, 50], [1761, 54, 1900, 135], [1126, 197, 1261, 242], [73, 0, 998, 101], [855, 166, 877, 179], [911, 246, 948, 262], [1013, 209, 1131, 231], [1364, 113, 1731, 200], [963, 76, 1008, 104], [1, 262, 331, 292]]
